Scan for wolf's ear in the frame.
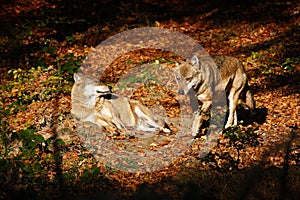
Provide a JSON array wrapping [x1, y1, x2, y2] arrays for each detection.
[[74, 73, 82, 83], [191, 55, 199, 68]]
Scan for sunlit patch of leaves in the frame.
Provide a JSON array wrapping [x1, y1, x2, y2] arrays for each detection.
[[0, 67, 73, 133], [3, 66, 71, 104]]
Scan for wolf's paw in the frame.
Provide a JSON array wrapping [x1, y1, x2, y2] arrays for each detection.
[[191, 131, 198, 137], [224, 124, 231, 129]]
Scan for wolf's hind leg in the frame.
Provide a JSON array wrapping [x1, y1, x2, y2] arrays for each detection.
[[233, 110, 238, 126], [134, 106, 170, 133], [245, 90, 256, 115], [225, 88, 241, 128]]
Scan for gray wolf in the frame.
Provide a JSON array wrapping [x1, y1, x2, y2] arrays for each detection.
[[71, 73, 170, 134], [174, 55, 255, 136]]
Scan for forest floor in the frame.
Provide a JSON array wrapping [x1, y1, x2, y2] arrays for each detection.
[[0, 0, 299, 199]]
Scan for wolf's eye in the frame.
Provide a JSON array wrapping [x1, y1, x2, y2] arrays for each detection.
[[176, 76, 181, 81]]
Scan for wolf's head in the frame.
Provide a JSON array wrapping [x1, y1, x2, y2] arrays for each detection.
[[71, 73, 112, 109], [174, 55, 203, 95]]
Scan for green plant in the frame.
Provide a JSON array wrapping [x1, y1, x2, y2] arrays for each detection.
[[18, 127, 43, 150], [281, 57, 299, 72], [156, 57, 175, 64], [251, 51, 259, 60], [58, 53, 85, 77], [43, 46, 57, 56], [117, 63, 162, 92], [65, 35, 75, 43], [223, 125, 259, 146], [259, 64, 272, 74]]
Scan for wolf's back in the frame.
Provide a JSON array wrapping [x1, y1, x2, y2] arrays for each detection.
[[212, 55, 244, 78], [216, 56, 256, 112]]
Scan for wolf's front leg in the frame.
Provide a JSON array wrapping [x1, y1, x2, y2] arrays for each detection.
[[191, 111, 203, 136]]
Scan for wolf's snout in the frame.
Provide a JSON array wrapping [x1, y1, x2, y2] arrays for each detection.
[[178, 90, 185, 95]]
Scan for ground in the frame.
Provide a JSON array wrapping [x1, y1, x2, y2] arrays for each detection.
[[0, 0, 299, 199]]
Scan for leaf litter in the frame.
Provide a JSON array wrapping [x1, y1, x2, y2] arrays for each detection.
[[0, 0, 299, 198]]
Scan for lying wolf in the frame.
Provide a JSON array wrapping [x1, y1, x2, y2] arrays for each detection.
[[71, 73, 170, 134], [174, 55, 256, 136]]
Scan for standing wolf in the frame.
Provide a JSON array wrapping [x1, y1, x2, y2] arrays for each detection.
[[71, 73, 170, 134], [174, 55, 255, 136]]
